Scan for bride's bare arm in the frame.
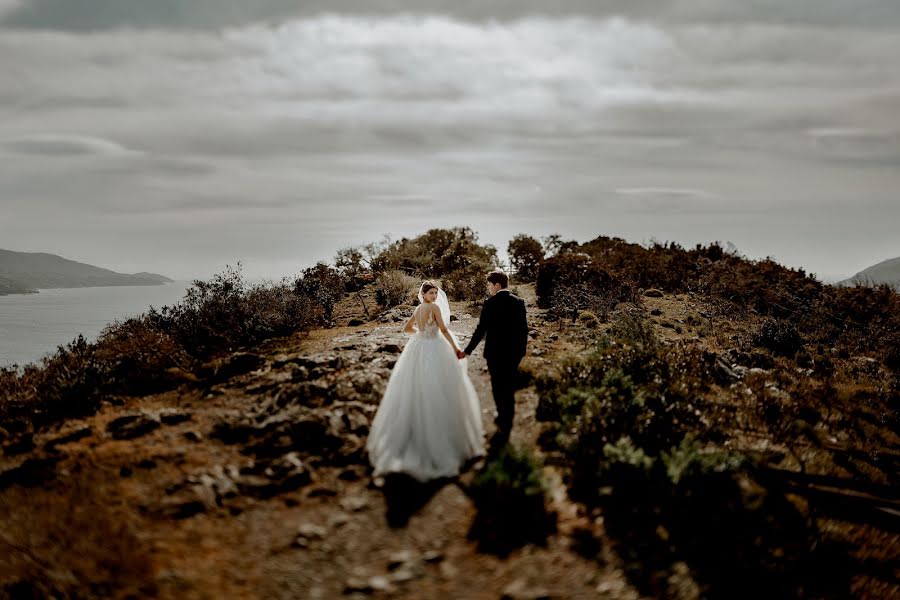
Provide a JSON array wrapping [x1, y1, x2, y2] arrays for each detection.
[[432, 305, 461, 353], [403, 308, 417, 334]]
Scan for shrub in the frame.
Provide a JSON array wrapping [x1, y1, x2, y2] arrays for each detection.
[[148, 263, 322, 359], [536, 252, 638, 321], [467, 443, 556, 555], [371, 227, 498, 277], [611, 311, 659, 353], [29, 335, 105, 425], [603, 436, 655, 471], [885, 332, 900, 371], [751, 318, 803, 357], [577, 310, 601, 328], [293, 262, 345, 324], [660, 436, 747, 486], [374, 270, 417, 308], [93, 316, 194, 397], [441, 265, 487, 303], [565, 376, 654, 501], [0, 366, 26, 425], [592, 435, 847, 599]]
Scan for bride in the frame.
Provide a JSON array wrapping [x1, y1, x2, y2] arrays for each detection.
[[366, 281, 485, 481]]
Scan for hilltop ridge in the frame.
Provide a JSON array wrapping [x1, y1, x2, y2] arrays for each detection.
[[0, 248, 172, 295]]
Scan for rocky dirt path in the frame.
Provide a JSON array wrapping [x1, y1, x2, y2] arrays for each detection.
[[0, 298, 644, 600]]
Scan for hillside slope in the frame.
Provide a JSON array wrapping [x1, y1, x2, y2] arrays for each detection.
[[840, 256, 900, 287], [0, 249, 172, 294]]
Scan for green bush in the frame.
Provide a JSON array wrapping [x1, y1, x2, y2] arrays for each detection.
[[441, 264, 487, 303], [593, 435, 845, 599], [467, 444, 556, 555], [611, 311, 659, 353], [371, 227, 498, 278], [374, 269, 417, 308], [577, 310, 601, 328]]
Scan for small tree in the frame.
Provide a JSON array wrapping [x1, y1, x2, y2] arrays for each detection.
[[507, 234, 544, 281], [295, 262, 344, 324], [370, 227, 498, 278], [335, 246, 375, 318], [541, 233, 578, 257]]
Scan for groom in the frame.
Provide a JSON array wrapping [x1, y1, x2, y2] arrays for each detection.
[[457, 271, 528, 434]]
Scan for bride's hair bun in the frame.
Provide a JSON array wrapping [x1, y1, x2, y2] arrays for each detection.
[[420, 280, 438, 295]]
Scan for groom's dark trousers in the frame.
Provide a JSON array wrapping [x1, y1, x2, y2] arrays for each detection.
[[464, 289, 528, 433]]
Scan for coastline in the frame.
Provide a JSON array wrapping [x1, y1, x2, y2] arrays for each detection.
[[0, 281, 192, 368]]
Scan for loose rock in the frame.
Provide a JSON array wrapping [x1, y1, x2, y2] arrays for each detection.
[[107, 413, 161, 440], [43, 426, 92, 451], [340, 495, 369, 512]]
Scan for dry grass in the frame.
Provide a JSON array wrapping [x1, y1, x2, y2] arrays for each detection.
[[0, 466, 157, 599]]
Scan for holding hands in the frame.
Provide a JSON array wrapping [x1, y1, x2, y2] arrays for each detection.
[[456, 349, 467, 360]]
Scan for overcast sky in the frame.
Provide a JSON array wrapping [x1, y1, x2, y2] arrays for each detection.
[[1, 1, 898, 282]]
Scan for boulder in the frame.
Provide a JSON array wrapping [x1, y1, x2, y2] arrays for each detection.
[[163, 366, 200, 385], [156, 485, 215, 519], [202, 352, 266, 382], [714, 357, 741, 385], [158, 409, 193, 425], [107, 414, 161, 440], [43, 426, 93, 451]]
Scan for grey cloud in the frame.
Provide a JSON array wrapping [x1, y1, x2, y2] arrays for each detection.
[[0, 12, 897, 282], [0, 0, 303, 30], [114, 194, 294, 215], [612, 187, 764, 215], [615, 187, 715, 200], [4, 1, 900, 30], [2, 133, 137, 156]]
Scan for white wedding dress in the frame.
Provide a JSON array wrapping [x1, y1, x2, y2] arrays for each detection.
[[367, 291, 485, 482]]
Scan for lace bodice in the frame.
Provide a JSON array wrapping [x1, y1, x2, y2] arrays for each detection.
[[414, 305, 440, 338]]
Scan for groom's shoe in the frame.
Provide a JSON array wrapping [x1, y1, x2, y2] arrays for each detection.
[[494, 415, 513, 433], [487, 429, 510, 455]]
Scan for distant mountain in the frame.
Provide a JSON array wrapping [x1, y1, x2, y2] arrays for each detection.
[[839, 256, 900, 288], [0, 249, 173, 295]]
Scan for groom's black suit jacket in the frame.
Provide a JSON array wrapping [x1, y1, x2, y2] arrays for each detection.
[[464, 290, 528, 364]]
